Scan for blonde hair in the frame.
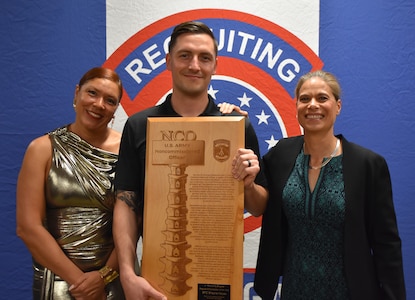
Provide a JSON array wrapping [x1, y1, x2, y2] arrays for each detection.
[[295, 70, 341, 100]]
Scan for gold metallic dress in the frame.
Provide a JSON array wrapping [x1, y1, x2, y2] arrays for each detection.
[[32, 126, 124, 299]]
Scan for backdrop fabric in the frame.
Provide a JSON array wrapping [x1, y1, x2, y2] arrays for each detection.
[[1, 1, 414, 299]]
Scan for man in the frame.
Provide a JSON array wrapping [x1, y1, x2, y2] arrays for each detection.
[[113, 21, 265, 299]]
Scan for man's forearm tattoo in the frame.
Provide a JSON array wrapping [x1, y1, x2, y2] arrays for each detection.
[[116, 190, 138, 212]]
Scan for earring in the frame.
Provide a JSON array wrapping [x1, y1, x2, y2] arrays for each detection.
[[111, 116, 115, 128]]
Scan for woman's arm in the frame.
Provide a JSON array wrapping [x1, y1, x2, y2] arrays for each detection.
[[16, 135, 84, 285], [370, 156, 406, 299], [69, 250, 119, 299]]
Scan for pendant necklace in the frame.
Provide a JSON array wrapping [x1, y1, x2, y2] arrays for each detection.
[[307, 138, 340, 170]]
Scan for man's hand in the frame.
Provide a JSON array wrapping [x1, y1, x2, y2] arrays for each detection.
[[121, 273, 167, 300], [232, 148, 259, 187], [232, 148, 269, 217]]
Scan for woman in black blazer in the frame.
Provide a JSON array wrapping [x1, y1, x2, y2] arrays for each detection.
[[232, 70, 405, 299]]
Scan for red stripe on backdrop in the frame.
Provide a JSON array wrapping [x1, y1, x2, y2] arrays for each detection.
[[244, 215, 263, 234]]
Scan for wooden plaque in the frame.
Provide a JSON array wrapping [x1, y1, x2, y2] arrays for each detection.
[[142, 116, 245, 300]]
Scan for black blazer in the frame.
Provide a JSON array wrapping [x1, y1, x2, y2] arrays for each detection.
[[254, 135, 405, 300]]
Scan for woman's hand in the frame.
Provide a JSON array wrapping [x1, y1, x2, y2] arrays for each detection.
[[69, 271, 106, 300], [217, 102, 248, 116]]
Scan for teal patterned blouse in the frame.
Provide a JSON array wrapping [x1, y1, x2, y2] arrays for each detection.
[[281, 150, 349, 299]]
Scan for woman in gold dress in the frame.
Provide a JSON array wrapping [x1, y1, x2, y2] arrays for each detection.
[[16, 67, 125, 299]]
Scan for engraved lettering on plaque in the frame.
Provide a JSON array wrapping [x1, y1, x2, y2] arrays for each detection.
[[152, 130, 205, 296]]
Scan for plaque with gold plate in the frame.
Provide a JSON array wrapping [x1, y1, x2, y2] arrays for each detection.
[[142, 116, 245, 300]]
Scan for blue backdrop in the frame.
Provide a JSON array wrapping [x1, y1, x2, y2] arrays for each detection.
[[1, 1, 414, 299]]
